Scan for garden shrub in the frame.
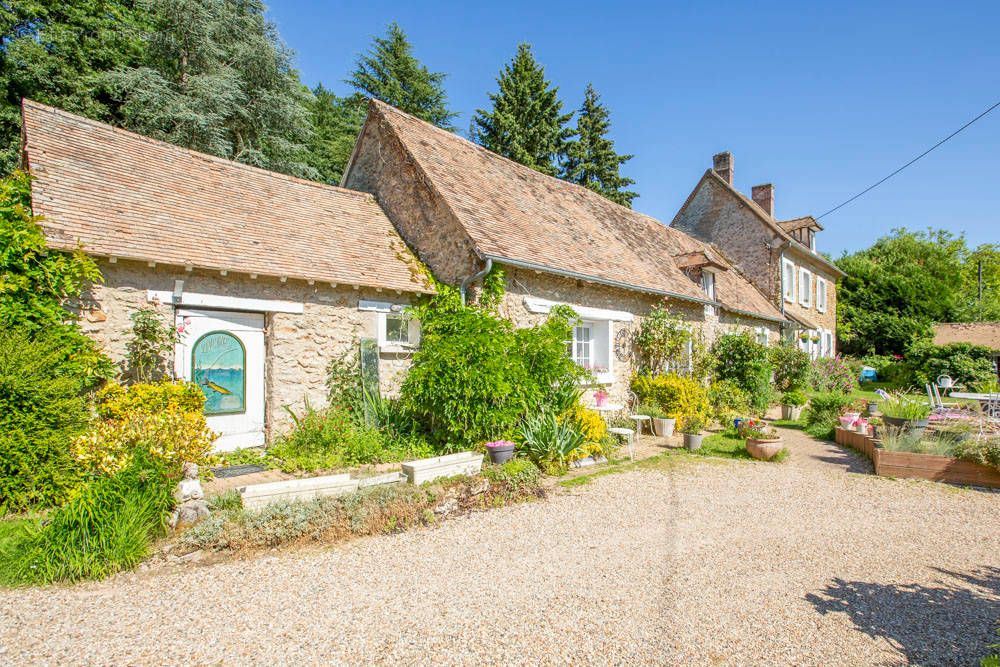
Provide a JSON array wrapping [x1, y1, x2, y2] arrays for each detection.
[[770, 343, 811, 392], [809, 356, 858, 394], [803, 392, 855, 439], [73, 381, 215, 476], [0, 449, 175, 585], [711, 331, 774, 410], [0, 171, 114, 387], [481, 459, 543, 502], [0, 328, 93, 512], [124, 307, 177, 383], [563, 403, 615, 461], [632, 373, 710, 421], [518, 412, 586, 474], [402, 295, 584, 447], [326, 346, 364, 415], [268, 404, 434, 472], [902, 341, 996, 389], [634, 303, 691, 375], [707, 379, 752, 424]]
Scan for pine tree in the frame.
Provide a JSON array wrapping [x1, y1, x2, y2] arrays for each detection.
[[472, 43, 573, 176], [346, 23, 456, 130], [0, 0, 146, 174], [304, 84, 366, 185], [102, 0, 317, 179], [561, 84, 638, 208]]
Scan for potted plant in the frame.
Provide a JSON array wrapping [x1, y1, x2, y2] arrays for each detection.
[[881, 398, 931, 438], [740, 421, 784, 460], [780, 389, 807, 420], [641, 403, 674, 437], [484, 439, 516, 464], [680, 415, 706, 450], [867, 399, 879, 414], [593, 390, 608, 408]]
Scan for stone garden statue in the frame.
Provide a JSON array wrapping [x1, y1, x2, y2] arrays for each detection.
[[168, 462, 211, 529]]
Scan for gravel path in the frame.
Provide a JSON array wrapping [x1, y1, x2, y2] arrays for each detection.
[[2, 436, 998, 665]]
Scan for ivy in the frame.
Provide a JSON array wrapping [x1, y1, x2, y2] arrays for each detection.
[[478, 264, 506, 310], [634, 303, 691, 375]]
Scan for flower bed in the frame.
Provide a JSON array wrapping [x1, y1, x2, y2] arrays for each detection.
[[834, 427, 1000, 489]]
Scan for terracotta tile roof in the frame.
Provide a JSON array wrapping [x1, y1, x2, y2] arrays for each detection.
[[362, 100, 784, 322], [933, 322, 1000, 351], [20, 100, 433, 294], [787, 310, 820, 331], [779, 216, 823, 232]]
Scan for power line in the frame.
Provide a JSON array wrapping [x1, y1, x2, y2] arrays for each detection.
[[816, 99, 1000, 220]]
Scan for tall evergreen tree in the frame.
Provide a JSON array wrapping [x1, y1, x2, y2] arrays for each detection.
[[304, 84, 365, 185], [346, 23, 456, 130], [0, 0, 146, 174], [102, 0, 316, 178], [472, 43, 573, 176], [561, 84, 638, 208]]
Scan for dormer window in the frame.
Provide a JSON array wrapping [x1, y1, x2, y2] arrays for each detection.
[[701, 270, 715, 300], [808, 229, 816, 252]]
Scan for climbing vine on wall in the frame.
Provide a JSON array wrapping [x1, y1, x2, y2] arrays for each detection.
[[479, 264, 506, 310]]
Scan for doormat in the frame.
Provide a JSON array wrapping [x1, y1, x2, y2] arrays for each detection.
[[212, 464, 268, 478]]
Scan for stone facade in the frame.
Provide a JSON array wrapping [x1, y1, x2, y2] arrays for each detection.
[[493, 266, 781, 406], [75, 259, 419, 440], [671, 169, 842, 354], [343, 114, 482, 286]]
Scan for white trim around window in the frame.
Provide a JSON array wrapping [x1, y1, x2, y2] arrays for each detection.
[[798, 267, 813, 308], [567, 319, 615, 384], [782, 259, 796, 303], [755, 326, 770, 347], [360, 300, 420, 351], [523, 297, 634, 322], [816, 278, 828, 313]]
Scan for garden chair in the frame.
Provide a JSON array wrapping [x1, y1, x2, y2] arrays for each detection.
[[925, 383, 967, 420], [608, 425, 635, 462], [875, 388, 894, 402], [626, 390, 651, 442]]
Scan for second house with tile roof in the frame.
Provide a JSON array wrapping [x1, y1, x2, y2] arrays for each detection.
[[343, 100, 789, 405], [670, 152, 845, 359]]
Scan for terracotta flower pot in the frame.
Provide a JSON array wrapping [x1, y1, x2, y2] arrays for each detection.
[[746, 438, 783, 460]]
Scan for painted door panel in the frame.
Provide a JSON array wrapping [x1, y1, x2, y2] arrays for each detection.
[[175, 309, 265, 451]]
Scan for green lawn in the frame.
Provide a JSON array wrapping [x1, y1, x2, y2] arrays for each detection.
[[697, 431, 754, 460]]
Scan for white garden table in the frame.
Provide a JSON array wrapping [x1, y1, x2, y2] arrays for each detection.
[[949, 392, 1000, 418]]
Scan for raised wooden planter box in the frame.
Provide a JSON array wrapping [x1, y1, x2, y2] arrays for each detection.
[[834, 428, 1000, 489], [401, 452, 484, 485], [239, 474, 359, 510]]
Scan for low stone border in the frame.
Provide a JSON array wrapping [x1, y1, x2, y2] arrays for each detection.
[[834, 427, 1000, 489]]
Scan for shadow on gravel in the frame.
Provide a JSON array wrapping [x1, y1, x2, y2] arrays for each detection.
[[812, 449, 874, 474], [806, 566, 1000, 664]]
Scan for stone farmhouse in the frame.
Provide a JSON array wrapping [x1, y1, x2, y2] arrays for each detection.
[[670, 152, 844, 358], [342, 100, 785, 396], [21, 100, 433, 450], [22, 98, 819, 450]]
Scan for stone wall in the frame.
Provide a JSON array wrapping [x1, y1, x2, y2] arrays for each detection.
[[672, 177, 783, 301], [343, 113, 482, 286], [74, 259, 419, 439], [783, 247, 839, 348], [493, 266, 781, 406]]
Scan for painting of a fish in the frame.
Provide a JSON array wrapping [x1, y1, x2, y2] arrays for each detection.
[[192, 332, 245, 414]]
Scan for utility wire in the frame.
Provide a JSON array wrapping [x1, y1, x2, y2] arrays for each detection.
[[816, 99, 1000, 220]]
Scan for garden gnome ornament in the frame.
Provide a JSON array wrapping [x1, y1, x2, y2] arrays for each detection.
[[168, 462, 211, 529]]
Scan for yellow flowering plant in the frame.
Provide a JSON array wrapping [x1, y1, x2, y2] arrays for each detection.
[[73, 381, 216, 476]]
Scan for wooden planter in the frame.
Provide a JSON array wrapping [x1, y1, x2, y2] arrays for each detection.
[[835, 427, 1000, 489]]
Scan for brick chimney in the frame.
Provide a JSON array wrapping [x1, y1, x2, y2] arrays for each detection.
[[712, 152, 733, 185], [751, 183, 774, 217]]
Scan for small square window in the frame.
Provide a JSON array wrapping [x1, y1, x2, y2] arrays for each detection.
[[572, 325, 592, 367], [385, 314, 409, 344]]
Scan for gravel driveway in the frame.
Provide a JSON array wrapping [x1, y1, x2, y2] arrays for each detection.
[[2, 429, 998, 665]]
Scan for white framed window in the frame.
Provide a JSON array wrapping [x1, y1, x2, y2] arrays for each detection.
[[755, 326, 769, 347], [360, 300, 421, 351], [798, 267, 813, 308], [566, 319, 614, 383], [822, 329, 834, 357], [701, 270, 715, 300], [816, 278, 828, 313], [570, 324, 592, 367], [782, 259, 796, 303]]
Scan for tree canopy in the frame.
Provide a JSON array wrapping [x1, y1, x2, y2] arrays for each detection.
[[835, 228, 998, 356], [561, 83, 638, 208], [102, 0, 317, 178], [304, 85, 366, 185], [0, 0, 146, 174], [472, 43, 573, 176], [345, 22, 456, 130]]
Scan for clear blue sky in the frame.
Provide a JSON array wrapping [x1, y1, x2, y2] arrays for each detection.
[[267, 0, 999, 257]]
